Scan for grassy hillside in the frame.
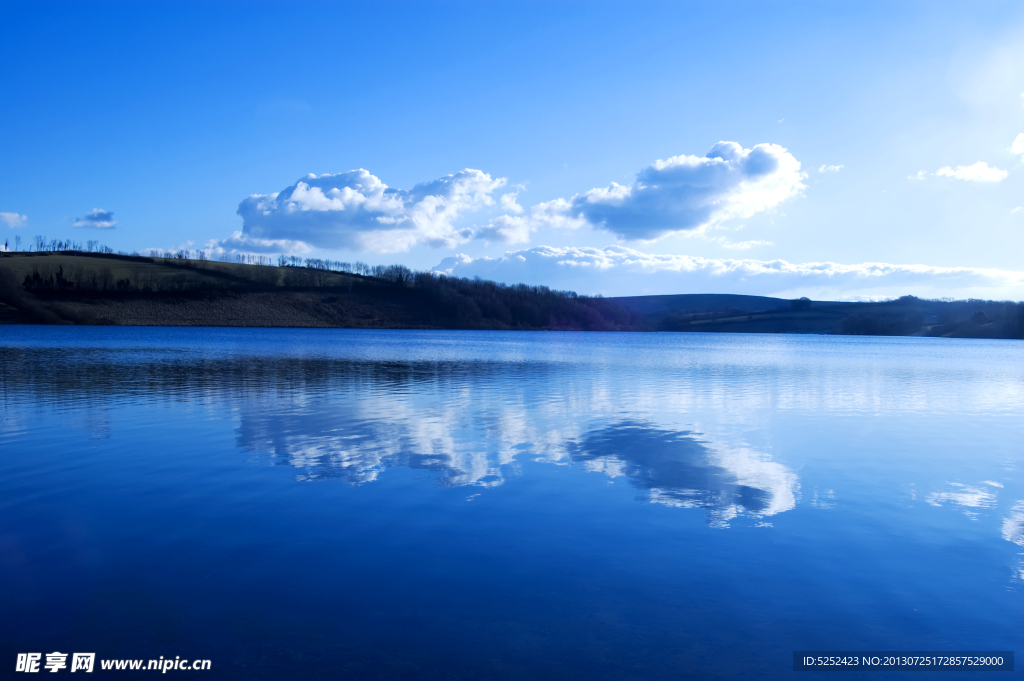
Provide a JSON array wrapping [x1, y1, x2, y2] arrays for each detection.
[[0, 252, 645, 331]]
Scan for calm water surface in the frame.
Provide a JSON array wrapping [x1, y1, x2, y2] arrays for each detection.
[[1, 327, 1022, 679]]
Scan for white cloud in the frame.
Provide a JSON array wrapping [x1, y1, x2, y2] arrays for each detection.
[[1012, 133, 1024, 157], [146, 231, 315, 259], [434, 245, 1024, 300], [818, 164, 844, 173], [211, 231, 313, 255], [504, 142, 805, 242], [908, 170, 928, 181], [474, 215, 532, 244], [935, 161, 1008, 182], [527, 197, 588, 231], [1012, 206, 1022, 214], [73, 208, 116, 229], [499, 191, 524, 214], [236, 168, 506, 253], [231, 143, 801, 252], [1, 212, 27, 228], [712, 237, 774, 250]]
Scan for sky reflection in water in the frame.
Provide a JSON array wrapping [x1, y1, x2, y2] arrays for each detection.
[[0, 327, 1022, 679]]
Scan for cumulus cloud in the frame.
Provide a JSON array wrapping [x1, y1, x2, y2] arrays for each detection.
[[73, 208, 116, 229], [230, 143, 801, 252], [474, 215, 532, 244], [1012, 133, 1024, 157], [908, 170, 928, 181], [236, 168, 505, 253], [1, 212, 27, 228], [818, 164, 844, 173], [527, 197, 588, 231], [935, 162, 1008, 182], [500, 191, 524, 214], [434, 245, 1024, 300], [519, 141, 805, 241]]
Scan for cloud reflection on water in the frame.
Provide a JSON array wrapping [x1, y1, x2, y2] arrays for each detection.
[[1003, 501, 1024, 584], [3, 339, 815, 526], [234, 394, 797, 527], [927, 482, 999, 519], [570, 422, 797, 527], [236, 406, 520, 487], [1003, 501, 1024, 547], [2, 341, 803, 526]]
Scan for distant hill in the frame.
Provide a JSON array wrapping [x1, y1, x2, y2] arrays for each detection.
[[1, 251, 1021, 338], [611, 293, 851, 317], [611, 293, 1024, 339]]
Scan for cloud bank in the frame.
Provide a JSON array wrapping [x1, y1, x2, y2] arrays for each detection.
[[236, 168, 505, 253], [73, 208, 116, 229], [228, 142, 802, 252], [1, 212, 27, 228], [435, 245, 1024, 300], [494, 141, 805, 242]]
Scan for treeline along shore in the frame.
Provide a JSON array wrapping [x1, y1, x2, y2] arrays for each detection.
[[0, 250, 1022, 338]]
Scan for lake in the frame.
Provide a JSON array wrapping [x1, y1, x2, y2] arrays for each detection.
[[1, 327, 1021, 679]]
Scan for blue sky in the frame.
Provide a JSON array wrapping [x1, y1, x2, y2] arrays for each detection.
[[2, 1, 1023, 299]]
